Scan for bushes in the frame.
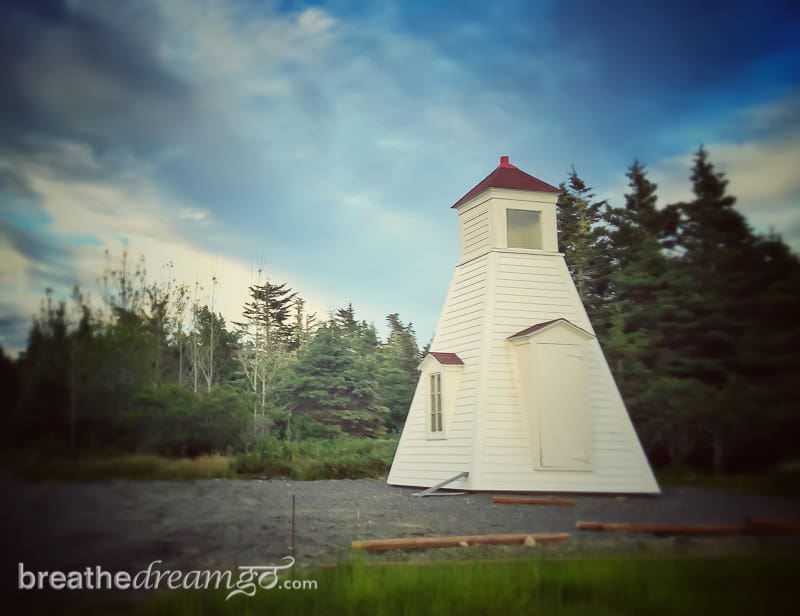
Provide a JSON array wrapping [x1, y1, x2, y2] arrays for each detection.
[[125, 384, 251, 456], [234, 436, 398, 480], [3, 438, 398, 481], [4, 453, 233, 481]]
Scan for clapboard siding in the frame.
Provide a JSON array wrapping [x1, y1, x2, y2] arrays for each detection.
[[460, 204, 490, 261]]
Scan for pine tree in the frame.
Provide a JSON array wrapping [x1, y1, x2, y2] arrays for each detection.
[[335, 303, 358, 335], [240, 281, 297, 351], [606, 160, 662, 268], [290, 321, 388, 438], [377, 313, 420, 432], [556, 168, 611, 329], [676, 147, 753, 262], [650, 146, 800, 471], [234, 277, 298, 424], [665, 147, 755, 385]]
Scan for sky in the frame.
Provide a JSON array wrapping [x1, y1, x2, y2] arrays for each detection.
[[1, 0, 799, 354]]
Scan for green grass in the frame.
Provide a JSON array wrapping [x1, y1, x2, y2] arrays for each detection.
[[53, 552, 798, 615], [2, 452, 234, 481], [1, 437, 399, 481], [234, 436, 399, 480], [657, 467, 800, 499]]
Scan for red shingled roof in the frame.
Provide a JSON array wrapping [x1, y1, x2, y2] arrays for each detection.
[[508, 318, 593, 340], [508, 319, 562, 339], [428, 352, 464, 365], [451, 156, 560, 209]]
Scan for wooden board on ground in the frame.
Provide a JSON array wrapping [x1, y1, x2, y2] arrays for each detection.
[[351, 532, 569, 552], [744, 517, 800, 533], [576, 521, 749, 535], [578, 518, 800, 536]]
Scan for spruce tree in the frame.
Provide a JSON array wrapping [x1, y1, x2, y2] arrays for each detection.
[[377, 313, 420, 432], [606, 160, 661, 268], [556, 168, 611, 330], [234, 279, 298, 423], [653, 146, 800, 471], [290, 321, 388, 438]]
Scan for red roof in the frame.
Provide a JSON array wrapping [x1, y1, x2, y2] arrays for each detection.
[[428, 352, 464, 365], [507, 318, 593, 340], [451, 156, 560, 208], [508, 319, 562, 339]]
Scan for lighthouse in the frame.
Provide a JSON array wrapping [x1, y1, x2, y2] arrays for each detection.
[[387, 156, 659, 494]]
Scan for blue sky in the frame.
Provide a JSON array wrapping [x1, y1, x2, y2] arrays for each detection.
[[1, 0, 799, 353]]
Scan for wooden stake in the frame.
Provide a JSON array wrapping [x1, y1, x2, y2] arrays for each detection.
[[492, 496, 576, 506], [291, 494, 296, 554], [351, 532, 569, 552]]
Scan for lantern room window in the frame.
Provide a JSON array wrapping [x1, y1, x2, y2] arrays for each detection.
[[507, 209, 542, 249]]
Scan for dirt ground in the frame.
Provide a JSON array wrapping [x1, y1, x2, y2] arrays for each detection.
[[4, 473, 800, 576]]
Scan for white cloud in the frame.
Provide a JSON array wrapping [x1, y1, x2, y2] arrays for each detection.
[[298, 7, 337, 35], [647, 130, 800, 248], [0, 140, 334, 352], [156, 0, 339, 98], [178, 208, 208, 221]]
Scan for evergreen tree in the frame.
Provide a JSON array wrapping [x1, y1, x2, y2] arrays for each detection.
[[289, 297, 316, 351], [0, 345, 19, 445], [556, 168, 612, 329], [334, 302, 380, 353], [188, 305, 238, 391], [335, 303, 358, 335], [676, 147, 753, 261], [602, 162, 679, 463], [606, 160, 662, 268], [234, 277, 298, 428], [240, 280, 297, 350], [645, 147, 800, 471], [663, 147, 755, 385], [290, 321, 388, 438], [377, 313, 420, 432]]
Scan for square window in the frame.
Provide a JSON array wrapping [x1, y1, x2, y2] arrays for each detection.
[[507, 209, 542, 249]]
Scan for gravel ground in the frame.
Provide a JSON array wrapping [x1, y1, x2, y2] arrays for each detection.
[[4, 474, 800, 575]]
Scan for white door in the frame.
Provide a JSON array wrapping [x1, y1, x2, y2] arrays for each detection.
[[537, 343, 590, 469]]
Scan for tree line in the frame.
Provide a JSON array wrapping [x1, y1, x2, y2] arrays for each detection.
[[1, 145, 798, 474], [559, 146, 800, 473], [1, 252, 420, 457]]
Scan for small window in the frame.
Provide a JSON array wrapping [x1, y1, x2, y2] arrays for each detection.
[[429, 373, 443, 432], [507, 209, 542, 249]]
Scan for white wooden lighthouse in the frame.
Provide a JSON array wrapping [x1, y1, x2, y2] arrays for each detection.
[[388, 156, 659, 494]]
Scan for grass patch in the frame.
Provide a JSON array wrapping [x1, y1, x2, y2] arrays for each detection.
[[54, 552, 798, 615], [657, 467, 800, 499], [2, 452, 234, 481], [234, 437, 399, 480], [2, 437, 398, 481]]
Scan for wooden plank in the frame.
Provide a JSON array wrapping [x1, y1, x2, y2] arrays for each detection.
[[744, 517, 800, 534], [351, 532, 569, 552], [576, 521, 750, 535], [492, 496, 576, 506]]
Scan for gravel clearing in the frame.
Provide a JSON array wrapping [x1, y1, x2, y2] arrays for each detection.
[[4, 474, 800, 573]]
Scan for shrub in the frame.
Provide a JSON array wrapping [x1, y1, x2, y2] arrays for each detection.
[[234, 436, 398, 480]]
